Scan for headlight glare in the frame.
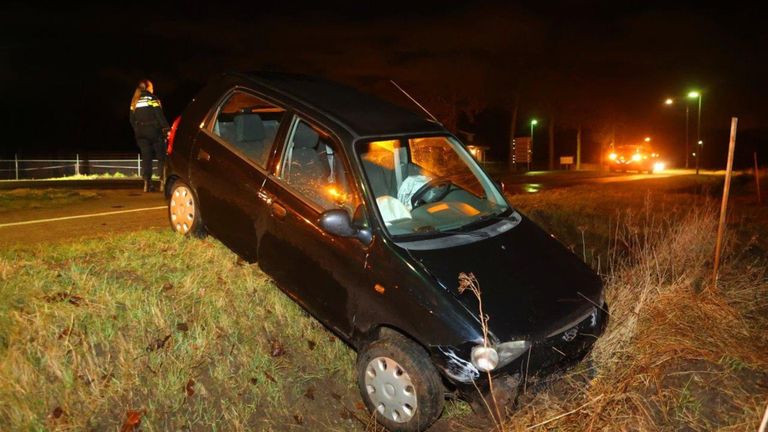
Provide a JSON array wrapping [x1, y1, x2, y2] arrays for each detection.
[[471, 346, 499, 372]]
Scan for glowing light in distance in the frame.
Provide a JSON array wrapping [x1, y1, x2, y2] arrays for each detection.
[[609, 153, 617, 160]]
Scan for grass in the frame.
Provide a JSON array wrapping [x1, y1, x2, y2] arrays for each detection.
[[1, 174, 766, 431], [483, 174, 768, 431], [0, 189, 100, 213], [0, 231, 360, 431]]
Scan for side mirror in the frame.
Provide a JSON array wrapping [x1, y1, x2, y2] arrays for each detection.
[[319, 209, 372, 246]]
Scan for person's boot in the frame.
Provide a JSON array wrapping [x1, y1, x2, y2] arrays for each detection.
[[143, 180, 150, 193]]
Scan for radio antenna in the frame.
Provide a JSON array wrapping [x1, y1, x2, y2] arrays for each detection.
[[390, 80, 441, 125]]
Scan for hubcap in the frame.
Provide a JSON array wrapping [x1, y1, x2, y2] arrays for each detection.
[[364, 357, 417, 423], [169, 186, 195, 234]]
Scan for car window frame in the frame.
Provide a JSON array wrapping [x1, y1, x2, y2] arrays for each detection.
[[270, 114, 364, 218], [199, 86, 289, 172]]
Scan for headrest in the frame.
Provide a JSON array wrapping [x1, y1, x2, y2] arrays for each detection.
[[293, 122, 319, 149], [235, 114, 265, 142]]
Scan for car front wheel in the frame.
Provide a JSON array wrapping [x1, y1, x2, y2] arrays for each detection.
[[168, 181, 204, 237], [357, 332, 444, 432]]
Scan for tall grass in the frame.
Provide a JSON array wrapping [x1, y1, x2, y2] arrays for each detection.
[[494, 190, 768, 431]]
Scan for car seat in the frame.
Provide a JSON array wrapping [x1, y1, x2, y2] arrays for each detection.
[[234, 113, 268, 164]]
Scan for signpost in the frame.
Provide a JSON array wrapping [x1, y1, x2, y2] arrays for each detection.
[[513, 137, 532, 171]]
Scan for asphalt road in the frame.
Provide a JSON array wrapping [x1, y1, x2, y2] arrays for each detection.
[[0, 188, 167, 247], [0, 170, 695, 247]]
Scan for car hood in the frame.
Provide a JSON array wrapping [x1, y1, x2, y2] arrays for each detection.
[[406, 216, 603, 341]]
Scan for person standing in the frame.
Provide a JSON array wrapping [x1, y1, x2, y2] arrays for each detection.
[[129, 79, 169, 192]]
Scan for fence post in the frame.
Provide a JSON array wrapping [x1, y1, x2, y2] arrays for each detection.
[[137, 154, 141, 177], [75, 153, 80, 176], [14, 153, 19, 180]]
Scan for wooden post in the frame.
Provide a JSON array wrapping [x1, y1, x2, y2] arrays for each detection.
[[576, 124, 582, 170], [755, 152, 762, 204], [14, 153, 19, 180], [712, 117, 738, 286], [75, 153, 80, 176]]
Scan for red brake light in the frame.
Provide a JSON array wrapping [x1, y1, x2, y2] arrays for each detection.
[[167, 116, 181, 155]]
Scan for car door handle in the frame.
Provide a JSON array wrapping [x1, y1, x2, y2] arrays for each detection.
[[270, 201, 287, 220], [197, 149, 211, 162]]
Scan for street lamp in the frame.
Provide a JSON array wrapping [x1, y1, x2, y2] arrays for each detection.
[[664, 96, 691, 168], [644, 136, 651, 142], [688, 91, 703, 174], [529, 119, 538, 171]]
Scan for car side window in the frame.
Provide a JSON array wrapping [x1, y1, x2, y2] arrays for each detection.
[[211, 90, 286, 168], [279, 118, 357, 214]]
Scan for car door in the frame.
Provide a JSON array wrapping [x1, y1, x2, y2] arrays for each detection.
[[190, 88, 288, 261], [257, 116, 370, 337]]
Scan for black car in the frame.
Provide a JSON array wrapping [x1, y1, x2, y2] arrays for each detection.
[[164, 72, 607, 432]]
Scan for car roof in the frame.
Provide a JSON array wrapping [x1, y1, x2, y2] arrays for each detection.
[[229, 71, 447, 139]]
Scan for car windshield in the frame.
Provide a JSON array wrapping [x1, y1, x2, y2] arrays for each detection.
[[356, 135, 509, 238]]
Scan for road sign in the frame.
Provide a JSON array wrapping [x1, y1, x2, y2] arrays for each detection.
[[513, 137, 531, 165]]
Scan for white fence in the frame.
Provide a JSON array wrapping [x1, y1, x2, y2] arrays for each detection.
[[0, 155, 160, 180]]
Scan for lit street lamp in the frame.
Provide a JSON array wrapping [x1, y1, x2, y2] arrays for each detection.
[[529, 119, 538, 171], [688, 91, 703, 174], [664, 96, 691, 168]]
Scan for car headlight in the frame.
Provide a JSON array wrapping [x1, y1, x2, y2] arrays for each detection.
[[471, 346, 499, 372], [471, 340, 531, 372], [632, 153, 642, 161], [497, 340, 531, 367], [608, 153, 617, 160]]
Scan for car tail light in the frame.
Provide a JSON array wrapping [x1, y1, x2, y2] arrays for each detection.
[[167, 116, 181, 155]]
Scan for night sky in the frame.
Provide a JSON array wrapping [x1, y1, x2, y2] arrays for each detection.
[[2, 2, 766, 167]]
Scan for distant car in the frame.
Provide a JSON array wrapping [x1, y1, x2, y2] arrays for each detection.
[[608, 144, 665, 173], [164, 72, 607, 432]]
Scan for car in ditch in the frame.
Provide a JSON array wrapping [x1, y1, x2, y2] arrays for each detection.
[[164, 72, 607, 432]]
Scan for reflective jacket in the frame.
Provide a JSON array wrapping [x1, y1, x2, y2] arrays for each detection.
[[130, 91, 170, 133]]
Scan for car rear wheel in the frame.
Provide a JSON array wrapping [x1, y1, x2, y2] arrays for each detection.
[[357, 332, 444, 432], [168, 181, 204, 237]]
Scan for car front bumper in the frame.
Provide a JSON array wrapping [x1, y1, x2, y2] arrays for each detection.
[[432, 303, 609, 400]]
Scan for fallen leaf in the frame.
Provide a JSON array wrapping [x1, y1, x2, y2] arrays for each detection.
[[161, 282, 174, 292], [120, 410, 143, 432], [304, 387, 315, 400], [293, 414, 304, 425], [264, 371, 276, 383], [306, 340, 316, 350], [176, 322, 189, 332], [355, 401, 365, 411], [51, 406, 64, 419], [269, 339, 285, 357], [185, 378, 196, 397], [44, 292, 85, 306], [146, 334, 171, 352]]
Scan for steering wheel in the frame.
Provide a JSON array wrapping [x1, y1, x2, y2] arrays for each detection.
[[411, 178, 454, 209]]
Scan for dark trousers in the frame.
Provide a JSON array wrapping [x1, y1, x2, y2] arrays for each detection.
[[135, 127, 165, 181]]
